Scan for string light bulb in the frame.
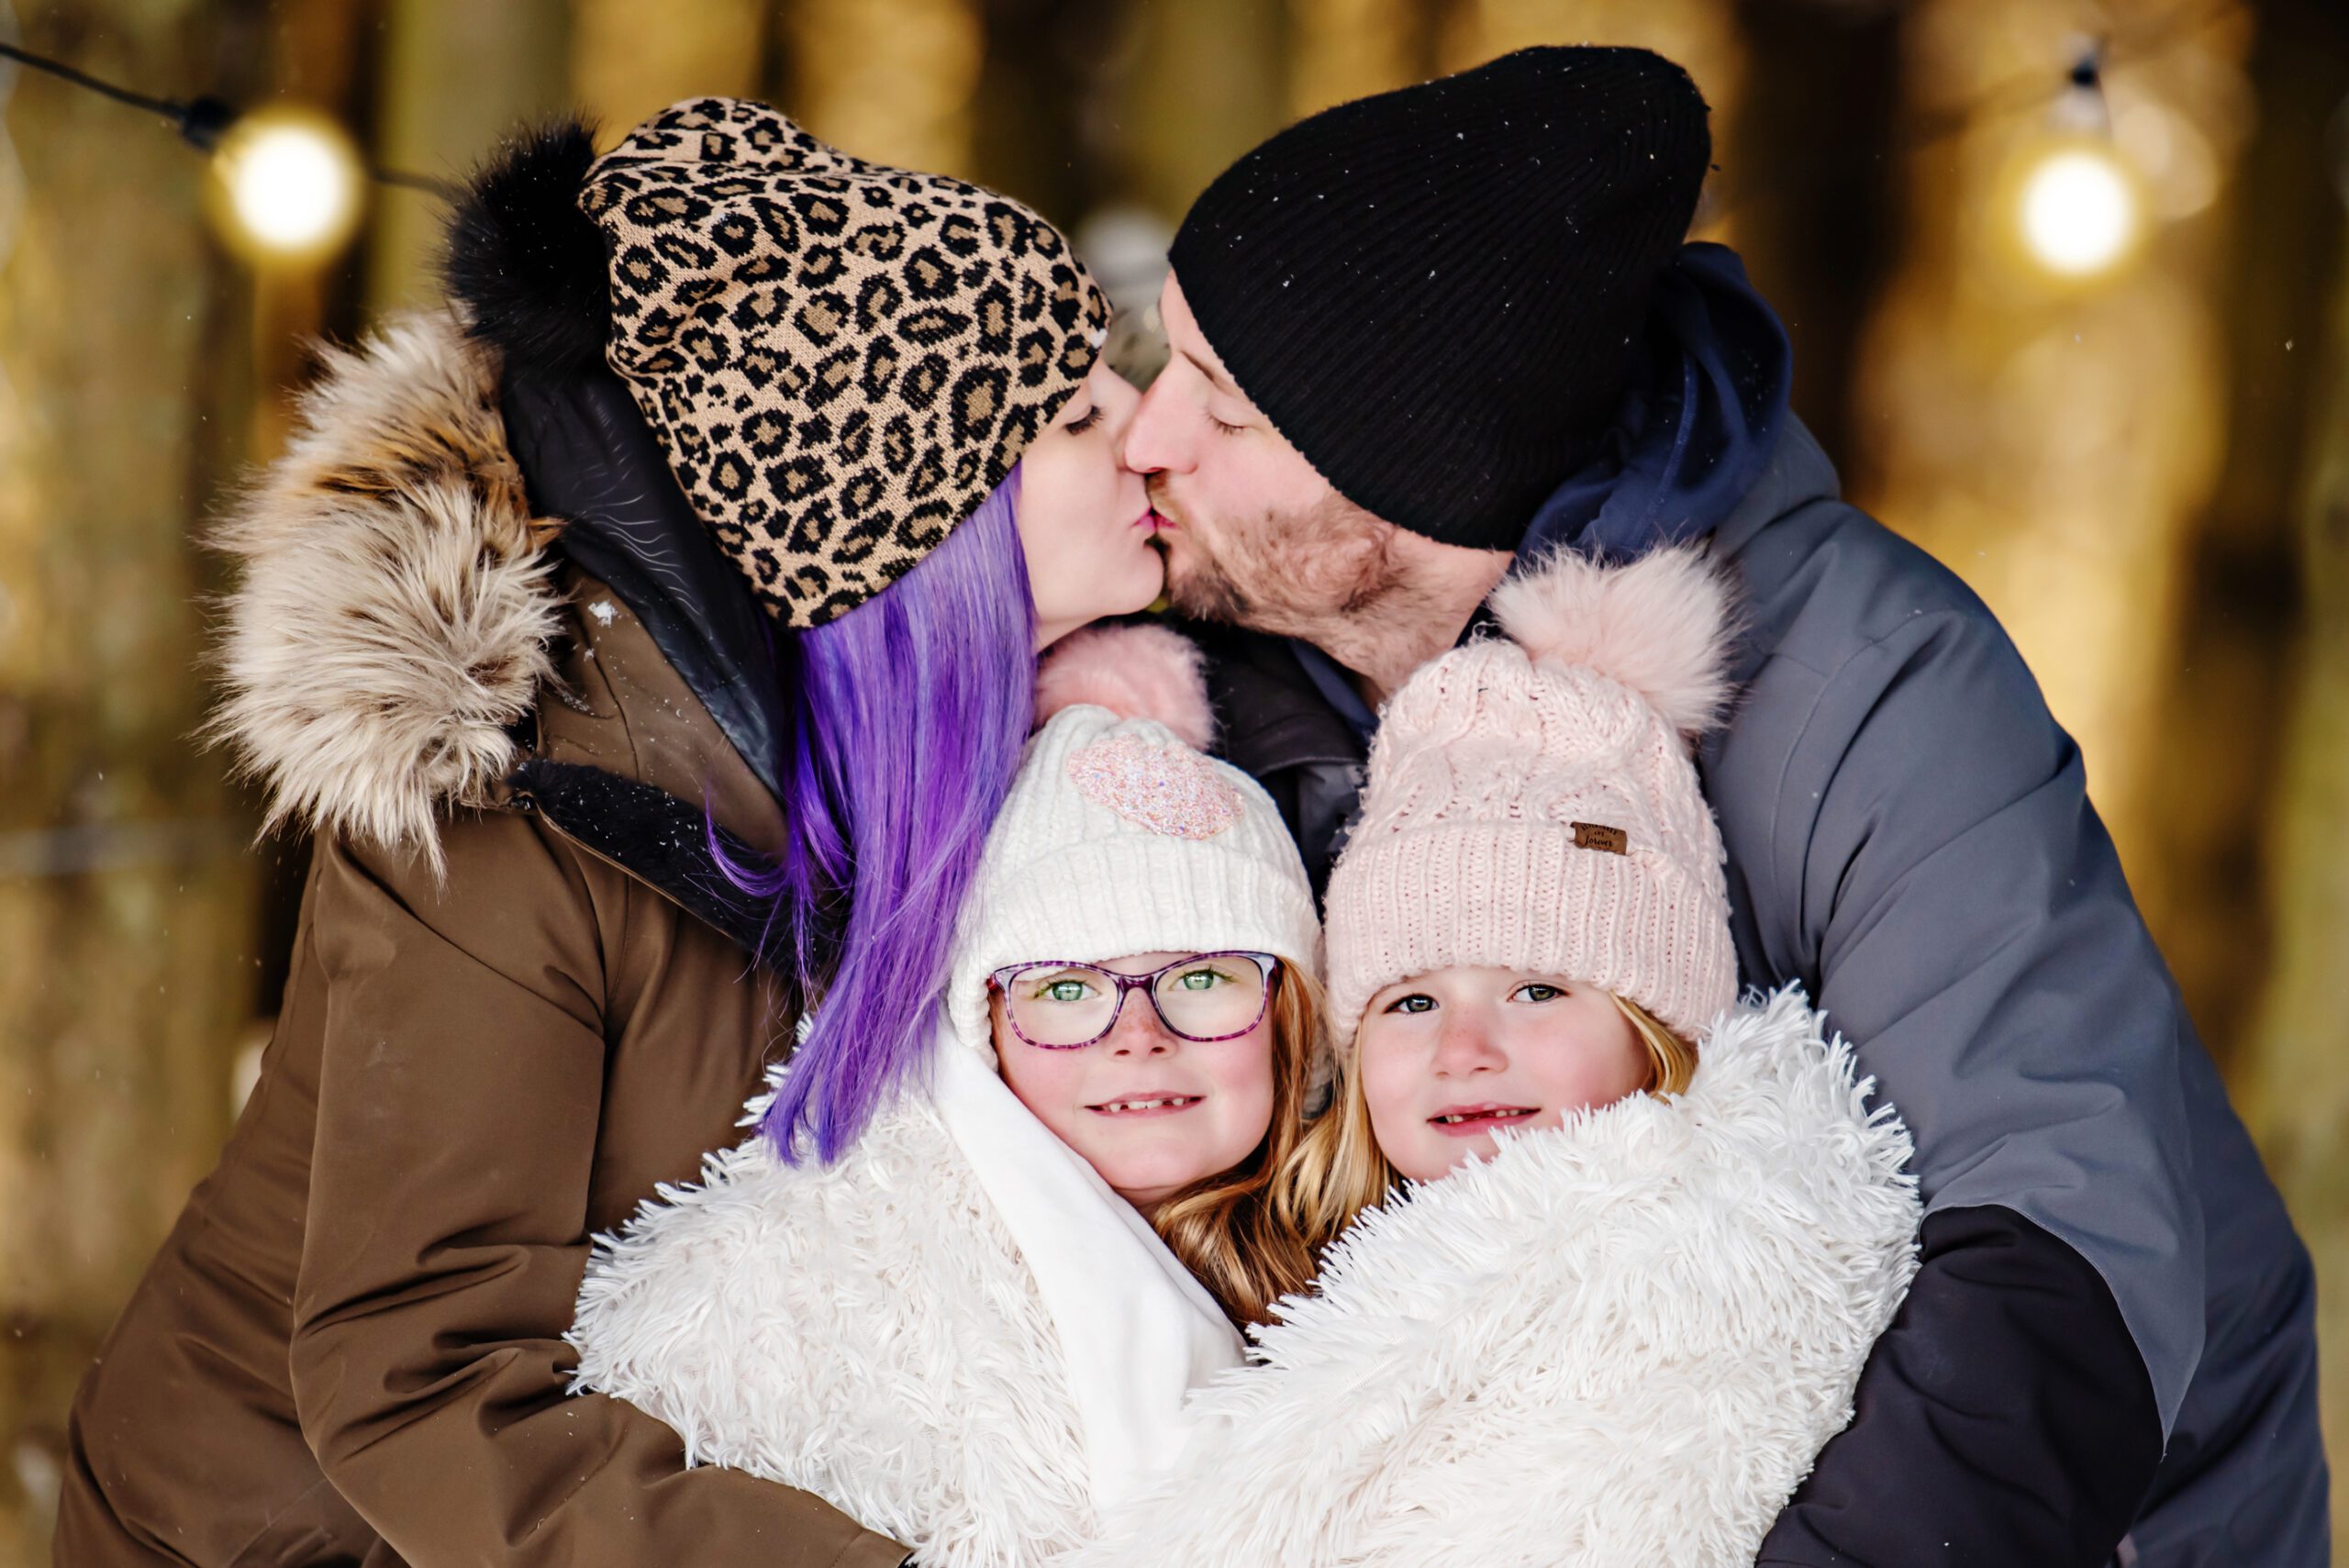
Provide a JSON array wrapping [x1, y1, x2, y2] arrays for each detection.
[[2015, 141, 2144, 278], [204, 106, 365, 265], [2000, 44, 2147, 284]]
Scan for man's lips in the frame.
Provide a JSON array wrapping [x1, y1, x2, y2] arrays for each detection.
[[1428, 1103, 1539, 1136], [1130, 506, 1163, 531], [1085, 1093, 1203, 1118], [1143, 483, 1180, 530]]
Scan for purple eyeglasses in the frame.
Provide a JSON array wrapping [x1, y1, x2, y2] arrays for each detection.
[[986, 951, 1282, 1050]]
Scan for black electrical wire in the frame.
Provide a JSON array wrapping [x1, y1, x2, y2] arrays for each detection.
[[0, 39, 455, 198], [1708, 0, 2242, 219]]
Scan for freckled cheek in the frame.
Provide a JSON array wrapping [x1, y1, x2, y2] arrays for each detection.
[[1200, 1030, 1276, 1152], [995, 1047, 1095, 1140]]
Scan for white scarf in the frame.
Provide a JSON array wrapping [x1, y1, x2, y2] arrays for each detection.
[[927, 1033, 1245, 1508]]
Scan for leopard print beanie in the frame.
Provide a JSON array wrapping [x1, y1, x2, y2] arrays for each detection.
[[579, 98, 1111, 628]]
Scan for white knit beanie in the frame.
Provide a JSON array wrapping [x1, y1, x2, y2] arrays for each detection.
[[1324, 545, 1741, 1049], [944, 624, 1322, 1066]]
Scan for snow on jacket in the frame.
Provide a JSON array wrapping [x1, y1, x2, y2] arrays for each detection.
[[1063, 987, 1920, 1568]]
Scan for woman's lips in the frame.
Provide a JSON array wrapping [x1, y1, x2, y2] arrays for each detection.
[[1130, 506, 1163, 531], [1086, 1093, 1203, 1118], [1428, 1104, 1538, 1136]]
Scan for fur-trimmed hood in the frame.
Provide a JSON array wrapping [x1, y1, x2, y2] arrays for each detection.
[[1062, 988, 1920, 1568], [206, 311, 565, 872]]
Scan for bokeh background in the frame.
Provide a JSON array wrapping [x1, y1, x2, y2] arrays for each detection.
[[2, 0, 2345, 1560]]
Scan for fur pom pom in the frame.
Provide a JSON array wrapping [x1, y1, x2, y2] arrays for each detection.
[[1488, 544, 1738, 740], [1034, 623, 1217, 751], [441, 117, 613, 380]]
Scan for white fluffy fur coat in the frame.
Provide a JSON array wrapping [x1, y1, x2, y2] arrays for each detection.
[[1063, 987, 1920, 1568], [568, 1080, 1101, 1567], [573, 989, 1914, 1568]]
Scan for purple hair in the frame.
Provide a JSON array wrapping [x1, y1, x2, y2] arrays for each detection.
[[718, 470, 1036, 1162]]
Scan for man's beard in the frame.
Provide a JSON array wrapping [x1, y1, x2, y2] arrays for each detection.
[[1152, 482, 1400, 640]]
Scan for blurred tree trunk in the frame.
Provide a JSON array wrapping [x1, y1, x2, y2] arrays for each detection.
[[1109, 0, 1286, 222], [968, 0, 1128, 223], [364, 0, 568, 311], [2138, 0, 2349, 1064], [780, 0, 985, 178], [1844, 0, 2256, 902], [1286, 0, 1434, 119], [0, 1, 265, 1557], [573, 0, 768, 146], [2238, 115, 2349, 1561], [1722, 0, 1904, 472]]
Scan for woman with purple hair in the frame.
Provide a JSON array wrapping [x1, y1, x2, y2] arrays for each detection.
[[60, 99, 1168, 1568]]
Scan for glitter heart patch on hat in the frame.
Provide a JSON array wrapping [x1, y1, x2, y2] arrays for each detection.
[[1065, 732, 1243, 840]]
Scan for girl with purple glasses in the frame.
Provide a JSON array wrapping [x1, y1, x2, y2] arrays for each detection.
[[569, 625, 1326, 1567]]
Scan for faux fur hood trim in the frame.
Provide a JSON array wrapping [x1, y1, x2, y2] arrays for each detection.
[[1062, 988, 1921, 1568], [206, 312, 565, 873]]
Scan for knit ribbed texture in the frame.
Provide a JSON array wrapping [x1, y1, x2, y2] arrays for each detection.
[[1171, 47, 1710, 550], [582, 97, 1109, 628], [1325, 549, 1739, 1046], [945, 706, 1321, 1066]]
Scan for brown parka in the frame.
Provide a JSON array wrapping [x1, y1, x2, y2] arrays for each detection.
[[56, 314, 911, 1568]]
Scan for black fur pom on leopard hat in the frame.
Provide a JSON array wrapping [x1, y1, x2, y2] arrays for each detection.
[[444, 117, 615, 382], [449, 98, 1110, 629]]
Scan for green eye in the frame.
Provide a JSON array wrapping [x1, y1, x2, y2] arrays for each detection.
[[1031, 976, 1097, 1005], [1513, 983, 1564, 1004], [1385, 994, 1436, 1015], [1174, 966, 1229, 992]]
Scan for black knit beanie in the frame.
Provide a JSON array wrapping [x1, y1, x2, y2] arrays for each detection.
[[1170, 47, 1711, 550]]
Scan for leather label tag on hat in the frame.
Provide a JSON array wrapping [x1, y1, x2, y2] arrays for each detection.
[[1572, 821, 1630, 855]]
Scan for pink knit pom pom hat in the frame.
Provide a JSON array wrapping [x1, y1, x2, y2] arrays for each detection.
[[1323, 544, 1742, 1050]]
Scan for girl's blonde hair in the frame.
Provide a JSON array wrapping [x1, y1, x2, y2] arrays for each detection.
[[1151, 966, 1327, 1328], [1275, 989, 1698, 1252]]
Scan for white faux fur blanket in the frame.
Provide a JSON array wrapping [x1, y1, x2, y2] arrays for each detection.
[[1059, 986, 1920, 1568], [567, 1074, 1105, 1567], [570, 988, 1916, 1568]]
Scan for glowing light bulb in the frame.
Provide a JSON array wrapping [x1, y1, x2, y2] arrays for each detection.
[[2016, 144, 2142, 279], [206, 107, 364, 264]]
